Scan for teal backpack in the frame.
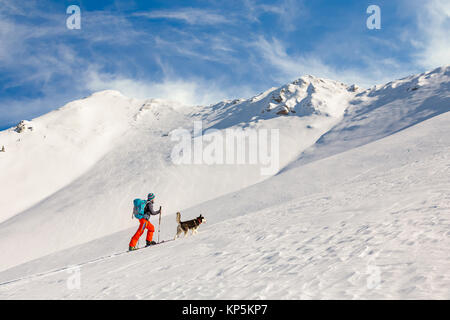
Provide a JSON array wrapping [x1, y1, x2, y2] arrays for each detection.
[[133, 199, 147, 219]]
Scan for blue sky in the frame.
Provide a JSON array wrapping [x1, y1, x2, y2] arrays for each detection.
[[0, 0, 449, 129]]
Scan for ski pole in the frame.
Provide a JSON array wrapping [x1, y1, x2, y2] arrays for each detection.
[[158, 206, 162, 243]]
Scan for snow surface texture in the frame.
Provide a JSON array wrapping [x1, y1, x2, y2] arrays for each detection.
[[0, 66, 448, 299], [0, 75, 354, 271]]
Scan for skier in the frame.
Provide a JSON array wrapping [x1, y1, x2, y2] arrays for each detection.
[[129, 193, 161, 251]]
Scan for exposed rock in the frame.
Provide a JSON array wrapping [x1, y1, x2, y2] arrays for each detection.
[[15, 120, 33, 133], [272, 94, 283, 103], [347, 84, 359, 92], [408, 86, 419, 92], [291, 78, 305, 85], [15, 121, 26, 133], [276, 106, 290, 115]]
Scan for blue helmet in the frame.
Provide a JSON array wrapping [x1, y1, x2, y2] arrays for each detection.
[[147, 193, 155, 201]]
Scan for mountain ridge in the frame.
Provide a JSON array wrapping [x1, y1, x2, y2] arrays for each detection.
[[0, 66, 448, 273]]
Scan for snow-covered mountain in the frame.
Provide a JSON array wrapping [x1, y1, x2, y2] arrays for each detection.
[[0, 73, 355, 271], [0, 66, 448, 299]]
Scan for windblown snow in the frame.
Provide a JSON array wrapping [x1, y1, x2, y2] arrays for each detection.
[[0, 66, 449, 299]]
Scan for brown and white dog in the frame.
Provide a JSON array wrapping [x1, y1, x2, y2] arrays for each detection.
[[174, 212, 206, 239]]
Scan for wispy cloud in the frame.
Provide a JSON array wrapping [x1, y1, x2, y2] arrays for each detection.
[[251, 36, 408, 88], [242, 0, 306, 31], [134, 8, 232, 25], [1, 0, 447, 129], [413, 0, 450, 69], [0, 2, 154, 126], [84, 67, 255, 107]]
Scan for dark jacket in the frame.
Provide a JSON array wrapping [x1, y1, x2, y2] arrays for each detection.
[[143, 201, 160, 220]]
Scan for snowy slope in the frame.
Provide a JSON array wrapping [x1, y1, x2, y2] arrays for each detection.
[[287, 65, 450, 168], [0, 66, 448, 299], [0, 90, 141, 222], [0, 110, 448, 299], [0, 74, 353, 272]]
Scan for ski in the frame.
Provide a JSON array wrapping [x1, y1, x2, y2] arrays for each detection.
[[128, 239, 174, 252]]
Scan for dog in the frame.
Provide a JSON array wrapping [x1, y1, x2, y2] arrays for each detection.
[[174, 212, 206, 239]]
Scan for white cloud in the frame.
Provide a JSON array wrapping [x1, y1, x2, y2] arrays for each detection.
[[251, 36, 398, 88], [414, 0, 450, 69], [258, 0, 306, 31], [4, 0, 444, 129], [0, 2, 255, 127], [135, 8, 232, 25], [242, 0, 306, 28], [84, 69, 252, 107]]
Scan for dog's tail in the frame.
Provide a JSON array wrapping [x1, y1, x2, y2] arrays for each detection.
[[176, 212, 181, 224]]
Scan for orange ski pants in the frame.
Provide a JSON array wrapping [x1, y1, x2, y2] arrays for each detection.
[[129, 219, 155, 247]]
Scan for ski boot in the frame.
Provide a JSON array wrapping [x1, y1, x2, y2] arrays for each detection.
[[146, 240, 157, 247], [129, 246, 138, 251]]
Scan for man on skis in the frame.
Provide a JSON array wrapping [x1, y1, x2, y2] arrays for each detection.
[[129, 193, 161, 251]]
